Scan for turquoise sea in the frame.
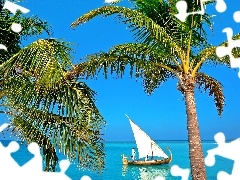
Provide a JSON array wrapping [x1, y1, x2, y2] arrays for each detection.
[[1, 140, 233, 180]]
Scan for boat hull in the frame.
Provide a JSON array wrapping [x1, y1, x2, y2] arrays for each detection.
[[122, 155, 172, 166]]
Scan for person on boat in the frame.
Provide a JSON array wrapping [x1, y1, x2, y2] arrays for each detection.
[[132, 148, 136, 161], [145, 155, 149, 161]]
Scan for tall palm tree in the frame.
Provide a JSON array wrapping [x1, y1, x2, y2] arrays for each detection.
[[0, 7, 105, 172], [67, 0, 240, 179]]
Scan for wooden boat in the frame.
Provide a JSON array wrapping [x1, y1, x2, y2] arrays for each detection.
[[122, 115, 172, 166]]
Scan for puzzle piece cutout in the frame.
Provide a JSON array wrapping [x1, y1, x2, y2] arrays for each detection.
[[21, 142, 43, 172], [154, 176, 165, 180], [0, 123, 9, 132], [216, 27, 240, 78], [205, 132, 240, 180], [0, 0, 30, 51], [233, 11, 240, 23], [170, 165, 190, 180], [3, 0, 29, 14], [0, 123, 92, 180], [0, 141, 21, 173], [104, 0, 120, 3], [0, 140, 71, 179], [175, 0, 227, 22], [80, 175, 92, 180]]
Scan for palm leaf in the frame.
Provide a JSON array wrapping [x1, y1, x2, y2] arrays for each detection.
[[0, 39, 72, 86], [2, 73, 105, 171], [66, 43, 178, 94], [191, 33, 240, 76], [0, 10, 51, 64], [71, 6, 185, 58], [10, 116, 58, 172], [128, 0, 212, 49], [0, 6, 105, 173], [67, 43, 178, 77], [195, 73, 224, 116]]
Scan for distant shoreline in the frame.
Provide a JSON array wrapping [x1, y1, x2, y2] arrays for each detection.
[[0, 139, 234, 143], [102, 140, 225, 143]]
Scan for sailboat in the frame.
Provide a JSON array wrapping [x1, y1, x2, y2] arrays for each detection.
[[122, 115, 172, 165]]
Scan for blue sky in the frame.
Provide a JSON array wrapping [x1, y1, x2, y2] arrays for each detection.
[[1, 0, 240, 141]]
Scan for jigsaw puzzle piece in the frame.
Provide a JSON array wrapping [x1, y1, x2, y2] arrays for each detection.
[[218, 170, 239, 180], [233, 11, 240, 23], [0, 44, 7, 51], [175, 0, 210, 22], [205, 151, 215, 166], [3, 1, 29, 33], [1, 0, 30, 51], [0, 137, 72, 179], [0, 123, 9, 132], [204, 150, 216, 166], [39, 160, 71, 180], [11, 22, 22, 33], [217, 159, 240, 180], [174, 0, 226, 22], [230, 160, 240, 179], [3, 0, 30, 14], [215, 0, 227, 13], [175, 1, 189, 22], [170, 165, 190, 180], [59, 159, 70, 174], [205, 132, 240, 163], [18, 159, 71, 180], [80, 175, 92, 180], [39, 171, 71, 180], [216, 28, 240, 78], [217, 160, 240, 180], [216, 46, 227, 58], [0, 141, 21, 172], [21, 142, 43, 172], [154, 176, 165, 180], [205, 132, 240, 179]]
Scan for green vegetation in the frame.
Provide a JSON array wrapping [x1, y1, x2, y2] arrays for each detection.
[[0, 5, 105, 172], [68, 0, 240, 179]]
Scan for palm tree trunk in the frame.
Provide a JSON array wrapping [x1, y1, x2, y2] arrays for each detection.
[[185, 86, 207, 180]]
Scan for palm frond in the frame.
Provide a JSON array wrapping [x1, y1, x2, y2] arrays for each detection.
[[142, 63, 177, 94], [66, 43, 178, 94], [9, 106, 105, 171], [129, 0, 211, 49], [0, 39, 73, 85], [105, 43, 178, 94], [3, 74, 104, 127], [71, 6, 184, 58], [191, 33, 240, 76], [10, 116, 58, 172], [66, 43, 178, 79], [0, 10, 51, 64], [195, 73, 224, 116], [0, 5, 105, 173], [108, 43, 182, 70], [1, 73, 106, 171]]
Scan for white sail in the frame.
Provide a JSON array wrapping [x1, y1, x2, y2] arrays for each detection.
[[127, 115, 168, 159]]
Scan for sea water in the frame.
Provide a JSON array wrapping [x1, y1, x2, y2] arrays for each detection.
[[0, 140, 233, 180]]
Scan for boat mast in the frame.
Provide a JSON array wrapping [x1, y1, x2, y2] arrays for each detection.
[[125, 114, 168, 159], [151, 142, 153, 159]]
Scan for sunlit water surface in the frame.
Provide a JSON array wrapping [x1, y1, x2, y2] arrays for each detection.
[[1, 141, 233, 180]]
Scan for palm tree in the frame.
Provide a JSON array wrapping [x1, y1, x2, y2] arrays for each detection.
[[0, 7, 105, 172], [67, 0, 240, 179]]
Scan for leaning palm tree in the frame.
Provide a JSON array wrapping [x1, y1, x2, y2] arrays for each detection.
[[0, 7, 105, 172], [67, 0, 240, 179]]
